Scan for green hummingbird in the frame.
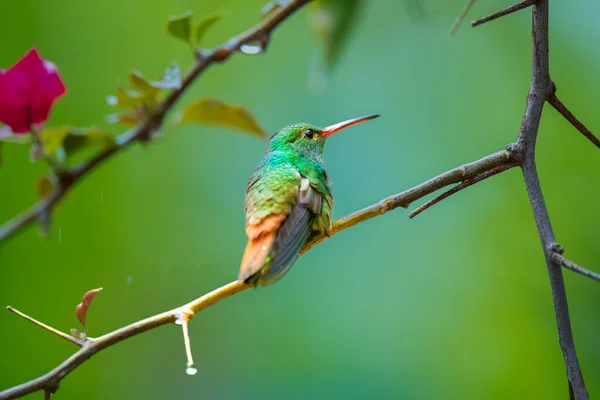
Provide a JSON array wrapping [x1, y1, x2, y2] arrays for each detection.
[[238, 113, 380, 286]]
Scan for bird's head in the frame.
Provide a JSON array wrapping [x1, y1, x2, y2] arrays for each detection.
[[268, 114, 380, 157]]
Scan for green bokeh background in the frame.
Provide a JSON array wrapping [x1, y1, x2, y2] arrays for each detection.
[[1, 0, 599, 399]]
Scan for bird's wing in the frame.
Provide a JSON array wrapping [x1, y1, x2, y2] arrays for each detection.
[[239, 157, 322, 285], [256, 177, 320, 285]]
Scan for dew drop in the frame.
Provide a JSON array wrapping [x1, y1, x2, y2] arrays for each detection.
[[175, 318, 183, 326], [186, 367, 198, 375], [240, 42, 264, 55]]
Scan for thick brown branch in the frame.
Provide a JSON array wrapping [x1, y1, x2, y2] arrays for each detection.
[[471, 0, 534, 28], [552, 252, 600, 282], [0, 0, 310, 244], [547, 86, 600, 149], [408, 162, 517, 219]]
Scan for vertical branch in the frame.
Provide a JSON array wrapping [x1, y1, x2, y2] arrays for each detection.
[[519, 1, 589, 398]]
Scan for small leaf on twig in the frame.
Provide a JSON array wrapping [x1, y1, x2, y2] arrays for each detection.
[[129, 70, 153, 92], [107, 86, 148, 110], [41, 126, 116, 161], [150, 63, 182, 90], [75, 288, 103, 335], [308, 0, 361, 70], [40, 126, 70, 161], [194, 13, 223, 46], [167, 11, 193, 45], [175, 97, 267, 139], [63, 128, 117, 156]]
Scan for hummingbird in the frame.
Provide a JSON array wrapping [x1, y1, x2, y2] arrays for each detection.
[[238, 114, 380, 286]]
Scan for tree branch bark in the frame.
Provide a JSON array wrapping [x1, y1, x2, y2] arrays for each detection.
[[517, 1, 589, 398]]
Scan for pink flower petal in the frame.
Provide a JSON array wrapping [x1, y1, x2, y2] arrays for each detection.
[[0, 47, 67, 134]]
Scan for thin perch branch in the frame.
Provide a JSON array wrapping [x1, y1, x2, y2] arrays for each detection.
[[471, 0, 534, 28], [547, 88, 600, 149], [6, 306, 84, 347], [303, 149, 514, 252], [552, 253, 600, 282]]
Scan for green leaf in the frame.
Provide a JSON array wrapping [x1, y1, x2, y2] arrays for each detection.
[[107, 86, 147, 110], [41, 126, 71, 160], [41, 126, 117, 161], [63, 128, 117, 155], [150, 63, 181, 90], [194, 13, 223, 46], [129, 70, 153, 92], [167, 10, 193, 45], [176, 97, 267, 139], [308, 0, 361, 69]]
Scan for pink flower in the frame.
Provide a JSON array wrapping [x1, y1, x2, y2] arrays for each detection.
[[0, 48, 66, 134]]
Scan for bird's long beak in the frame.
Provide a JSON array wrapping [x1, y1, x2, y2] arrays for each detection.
[[321, 114, 380, 137]]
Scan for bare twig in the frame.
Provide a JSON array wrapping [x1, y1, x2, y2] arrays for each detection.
[[0, 281, 248, 399], [450, 0, 476, 36], [517, 1, 589, 398], [471, 0, 534, 28], [6, 306, 84, 347], [552, 252, 600, 282], [547, 86, 600, 149], [408, 162, 517, 218], [0, 0, 310, 244], [303, 149, 514, 252]]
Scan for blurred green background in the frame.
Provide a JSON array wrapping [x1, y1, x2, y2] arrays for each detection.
[[1, 0, 599, 399]]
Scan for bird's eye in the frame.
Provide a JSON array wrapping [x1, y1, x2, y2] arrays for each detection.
[[303, 129, 314, 139]]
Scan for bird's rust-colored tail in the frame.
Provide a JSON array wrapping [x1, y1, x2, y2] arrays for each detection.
[[238, 214, 286, 283]]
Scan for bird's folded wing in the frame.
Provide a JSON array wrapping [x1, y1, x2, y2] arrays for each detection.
[[239, 175, 322, 285]]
